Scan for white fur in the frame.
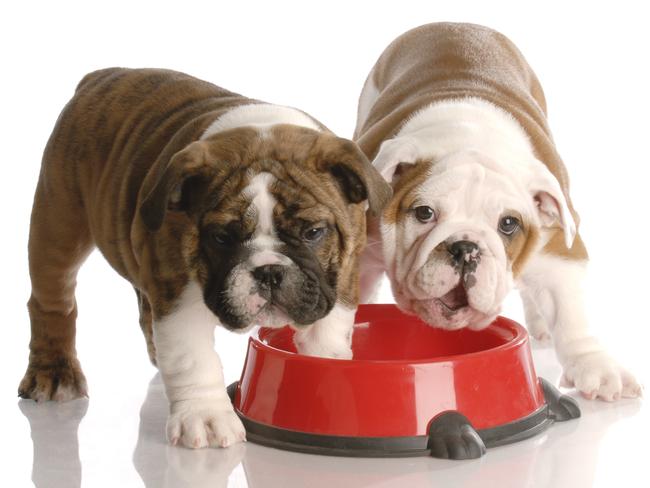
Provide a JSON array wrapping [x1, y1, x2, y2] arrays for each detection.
[[518, 255, 641, 400], [201, 103, 321, 140], [243, 172, 278, 247], [373, 98, 575, 246], [293, 303, 356, 359], [153, 282, 246, 448], [362, 96, 640, 400], [363, 98, 575, 330]]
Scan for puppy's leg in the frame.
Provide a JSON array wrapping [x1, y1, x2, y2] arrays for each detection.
[[519, 288, 551, 343], [153, 282, 245, 449], [293, 303, 355, 359], [521, 255, 641, 401], [19, 179, 93, 402], [135, 288, 156, 365]]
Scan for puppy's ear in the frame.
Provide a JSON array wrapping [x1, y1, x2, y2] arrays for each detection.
[[372, 137, 418, 182], [323, 139, 392, 216], [140, 142, 214, 231], [527, 162, 577, 249]]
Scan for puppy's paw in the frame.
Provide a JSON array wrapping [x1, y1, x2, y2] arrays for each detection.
[[18, 356, 88, 402], [167, 400, 246, 449], [531, 329, 552, 345], [525, 317, 552, 344], [294, 334, 353, 359], [562, 352, 642, 401]]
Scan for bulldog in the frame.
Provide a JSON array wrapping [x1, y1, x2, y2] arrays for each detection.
[[355, 23, 641, 401], [19, 68, 391, 448]]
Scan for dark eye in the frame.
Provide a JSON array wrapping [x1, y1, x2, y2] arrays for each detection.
[[498, 216, 520, 236], [303, 226, 327, 242], [414, 205, 435, 223], [212, 232, 228, 245]]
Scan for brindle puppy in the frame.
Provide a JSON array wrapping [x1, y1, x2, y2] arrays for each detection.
[[19, 68, 391, 449]]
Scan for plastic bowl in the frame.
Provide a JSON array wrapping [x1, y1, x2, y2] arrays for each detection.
[[229, 304, 580, 459]]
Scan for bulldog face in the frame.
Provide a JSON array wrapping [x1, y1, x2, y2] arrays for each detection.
[[198, 170, 340, 330], [140, 126, 391, 331], [378, 149, 575, 330]]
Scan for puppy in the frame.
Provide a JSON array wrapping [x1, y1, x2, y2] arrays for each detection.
[[19, 68, 391, 448], [355, 23, 641, 401]]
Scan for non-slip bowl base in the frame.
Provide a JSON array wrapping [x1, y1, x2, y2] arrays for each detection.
[[227, 378, 579, 460]]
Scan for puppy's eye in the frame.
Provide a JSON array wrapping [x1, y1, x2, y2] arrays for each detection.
[[303, 226, 327, 242], [498, 216, 520, 236], [414, 205, 435, 223], [212, 232, 228, 245]]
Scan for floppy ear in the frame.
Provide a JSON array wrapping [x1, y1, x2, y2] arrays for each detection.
[[527, 163, 577, 249], [324, 139, 392, 216], [140, 141, 213, 231], [372, 137, 418, 182]]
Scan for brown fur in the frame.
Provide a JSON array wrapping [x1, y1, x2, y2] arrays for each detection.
[[354, 22, 588, 261], [381, 160, 434, 226], [19, 68, 388, 401], [508, 218, 540, 279]]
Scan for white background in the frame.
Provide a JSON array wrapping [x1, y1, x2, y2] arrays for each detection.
[[1, 1, 648, 487]]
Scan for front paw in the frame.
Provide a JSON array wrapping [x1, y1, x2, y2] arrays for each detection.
[[167, 399, 246, 449], [18, 356, 88, 402], [294, 331, 352, 359], [562, 352, 642, 401]]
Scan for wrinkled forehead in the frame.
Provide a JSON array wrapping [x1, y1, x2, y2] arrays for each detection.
[[411, 159, 534, 222], [202, 166, 335, 229], [201, 124, 347, 169]]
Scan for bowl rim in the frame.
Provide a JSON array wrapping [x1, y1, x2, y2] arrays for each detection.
[[249, 314, 529, 366]]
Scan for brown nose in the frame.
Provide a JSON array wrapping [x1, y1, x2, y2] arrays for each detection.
[[447, 240, 480, 264]]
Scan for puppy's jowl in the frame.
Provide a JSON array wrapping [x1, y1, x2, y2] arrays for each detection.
[[355, 23, 641, 401], [19, 68, 391, 448]]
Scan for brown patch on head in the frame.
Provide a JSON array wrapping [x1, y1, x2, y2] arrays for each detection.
[[382, 160, 433, 225], [542, 225, 588, 260], [503, 214, 539, 278]]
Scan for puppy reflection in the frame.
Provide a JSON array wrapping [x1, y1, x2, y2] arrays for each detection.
[[18, 398, 87, 488], [133, 374, 245, 488]]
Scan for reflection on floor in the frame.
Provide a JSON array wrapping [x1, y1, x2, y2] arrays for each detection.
[[18, 343, 645, 488]]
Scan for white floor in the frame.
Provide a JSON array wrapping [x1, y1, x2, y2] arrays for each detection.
[[12, 349, 648, 488], [3, 264, 647, 488]]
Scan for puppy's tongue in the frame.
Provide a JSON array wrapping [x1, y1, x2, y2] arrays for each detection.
[[438, 284, 469, 311]]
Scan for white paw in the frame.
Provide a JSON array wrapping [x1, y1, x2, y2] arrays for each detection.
[[529, 329, 553, 347], [531, 330, 552, 345], [167, 399, 246, 449], [526, 317, 552, 344], [561, 352, 643, 401], [294, 332, 353, 359]]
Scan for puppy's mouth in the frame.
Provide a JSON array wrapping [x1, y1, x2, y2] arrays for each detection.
[[254, 301, 294, 327], [436, 283, 469, 312]]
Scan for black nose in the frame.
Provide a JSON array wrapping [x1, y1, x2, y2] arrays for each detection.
[[253, 264, 285, 288], [447, 240, 480, 263]]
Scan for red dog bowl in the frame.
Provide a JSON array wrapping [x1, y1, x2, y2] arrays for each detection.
[[228, 304, 579, 459]]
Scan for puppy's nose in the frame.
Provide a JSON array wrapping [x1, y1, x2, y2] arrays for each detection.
[[253, 264, 285, 287], [447, 240, 480, 263]]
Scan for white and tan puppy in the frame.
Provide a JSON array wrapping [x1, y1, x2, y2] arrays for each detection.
[[19, 68, 391, 449], [355, 23, 641, 401]]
